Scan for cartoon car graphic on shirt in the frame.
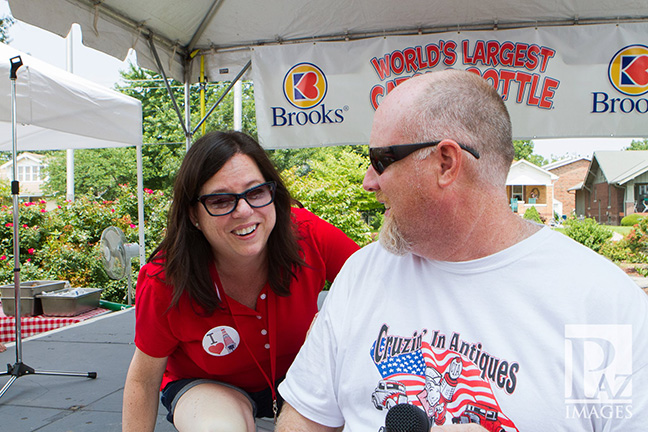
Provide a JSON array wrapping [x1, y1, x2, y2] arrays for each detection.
[[371, 379, 407, 410], [451, 402, 505, 432]]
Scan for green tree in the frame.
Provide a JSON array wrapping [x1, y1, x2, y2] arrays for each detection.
[[514, 140, 547, 166], [43, 64, 257, 198], [625, 139, 648, 151], [281, 147, 380, 246], [0, 15, 14, 43], [44, 148, 137, 200], [115, 64, 257, 143]]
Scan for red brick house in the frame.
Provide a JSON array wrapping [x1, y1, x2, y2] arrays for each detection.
[[543, 157, 590, 218], [576, 151, 648, 225]]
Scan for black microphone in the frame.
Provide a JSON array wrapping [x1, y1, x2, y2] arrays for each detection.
[[385, 403, 430, 432]]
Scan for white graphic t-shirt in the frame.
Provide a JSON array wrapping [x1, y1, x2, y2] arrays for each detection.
[[279, 228, 648, 431]]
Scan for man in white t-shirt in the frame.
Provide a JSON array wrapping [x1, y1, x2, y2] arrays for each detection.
[[276, 70, 648, 432]]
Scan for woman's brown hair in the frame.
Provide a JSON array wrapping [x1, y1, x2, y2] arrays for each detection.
[[149, 131, 305, 313]]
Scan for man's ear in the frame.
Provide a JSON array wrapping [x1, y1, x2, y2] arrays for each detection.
[[435, 140, 464, 188]]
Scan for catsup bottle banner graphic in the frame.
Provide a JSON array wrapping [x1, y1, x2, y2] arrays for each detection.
[[252, 22, 648, 149]]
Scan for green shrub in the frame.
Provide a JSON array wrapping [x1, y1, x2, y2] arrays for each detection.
[[282, 149, 377, 247], [523, 206, 543, 224], [562, 217, 613, 253], [599, 240, 635, 263], [0, 185, 171, 304], [624, 216, 648, 257], [621, 213, 644, 226]]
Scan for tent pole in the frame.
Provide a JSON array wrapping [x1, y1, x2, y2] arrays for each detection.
[[147, 36, 189, 137], [192, 60, 251, 135], [234, 80, 242, 131], [1, 55, 96, 403], [200, 55, 206, 135], [136, 143, 145, 266], [66, 27, 75, 202], [185, 80, 191, 150]]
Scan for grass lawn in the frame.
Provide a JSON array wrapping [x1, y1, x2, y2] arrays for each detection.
[[609, 226, 633, 236]]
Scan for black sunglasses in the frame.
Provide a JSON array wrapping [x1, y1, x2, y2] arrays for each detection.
[[369, 141, 480, 175], [197, 181, 277, 216]]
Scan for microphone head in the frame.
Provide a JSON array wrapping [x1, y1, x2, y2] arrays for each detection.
[[385, 403, 430, 432]]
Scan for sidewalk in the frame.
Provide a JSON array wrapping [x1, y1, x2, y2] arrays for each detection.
[[0, 308, 174, 431], [629, 274, 648, 293], [0, 308, 273, 431]]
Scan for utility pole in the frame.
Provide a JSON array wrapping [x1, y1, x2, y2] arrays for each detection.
[[65, 26, 75, 201]]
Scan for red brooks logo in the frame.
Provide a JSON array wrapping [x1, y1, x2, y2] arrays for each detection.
[[283, 63, 328, 109], [608, 45, 648, 96]]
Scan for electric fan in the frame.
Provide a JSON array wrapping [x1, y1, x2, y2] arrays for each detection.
[[100, 226, 139, 305]]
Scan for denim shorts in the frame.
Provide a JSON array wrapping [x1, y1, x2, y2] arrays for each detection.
[[160, 377, 284, 424]]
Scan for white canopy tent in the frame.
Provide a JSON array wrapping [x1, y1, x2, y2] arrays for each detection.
[[0, 43, 146, 262], [7, 0, 648, 149]]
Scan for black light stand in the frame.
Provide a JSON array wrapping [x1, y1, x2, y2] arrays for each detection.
[[0, 56, 97, 401]]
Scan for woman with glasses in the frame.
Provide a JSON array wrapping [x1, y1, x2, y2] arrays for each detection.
[[122, 131, 359, 432]]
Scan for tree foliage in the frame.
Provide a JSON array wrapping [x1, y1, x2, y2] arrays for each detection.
[[43, 148, 137, 201], [0, 15, 14, 44], [281, 147, 380, 246], [42, 64, 257, 199], [625, 139, 648, 151], [0, 185, 170, 303], [514, 140, 547, 166]]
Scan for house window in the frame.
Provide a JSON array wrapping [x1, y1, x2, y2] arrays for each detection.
[[17, 165, 41, 182], [512, 185, 523, 201]]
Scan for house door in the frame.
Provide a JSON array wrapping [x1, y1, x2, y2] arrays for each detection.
[[635, 184, 648, 212]]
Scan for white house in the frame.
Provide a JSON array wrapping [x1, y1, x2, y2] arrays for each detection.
[[506, 159, 559, 222], [0, 152, 47, 199]]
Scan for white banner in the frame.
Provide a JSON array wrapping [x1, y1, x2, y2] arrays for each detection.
[[252, 23, 648, 149]]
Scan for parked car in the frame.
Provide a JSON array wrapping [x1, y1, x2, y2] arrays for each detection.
[[452, 402, 505, 432], [371, 379, 407, 410]]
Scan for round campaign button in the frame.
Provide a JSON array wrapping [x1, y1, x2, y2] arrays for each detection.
[[202, 326, 240, 356]]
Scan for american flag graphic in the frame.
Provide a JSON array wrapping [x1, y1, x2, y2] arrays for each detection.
[[370, 338, 519, 431]]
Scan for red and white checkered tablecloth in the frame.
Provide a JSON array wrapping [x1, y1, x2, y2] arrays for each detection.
[[0, 303, 110, 343]]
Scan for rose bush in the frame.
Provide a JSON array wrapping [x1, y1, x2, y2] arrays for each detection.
[[0, 184, 170, 303]]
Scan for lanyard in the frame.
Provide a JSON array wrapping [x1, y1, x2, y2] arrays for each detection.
[[218, 278, 279, 422]]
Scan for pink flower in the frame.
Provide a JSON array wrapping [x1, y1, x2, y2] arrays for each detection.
[[40, 209, 46, 213], [26, 258, 31, 263], [111, 209, 115, 213], [0, 255, 6, 261], [22, 224, 28, 228], [129, 224, 137, 229], [144, 188, 154, 194], [5, 223, 13, 227], [39, 200, 46, 204], [57, 205, 62, 209], [28, 248, 35, 255]]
